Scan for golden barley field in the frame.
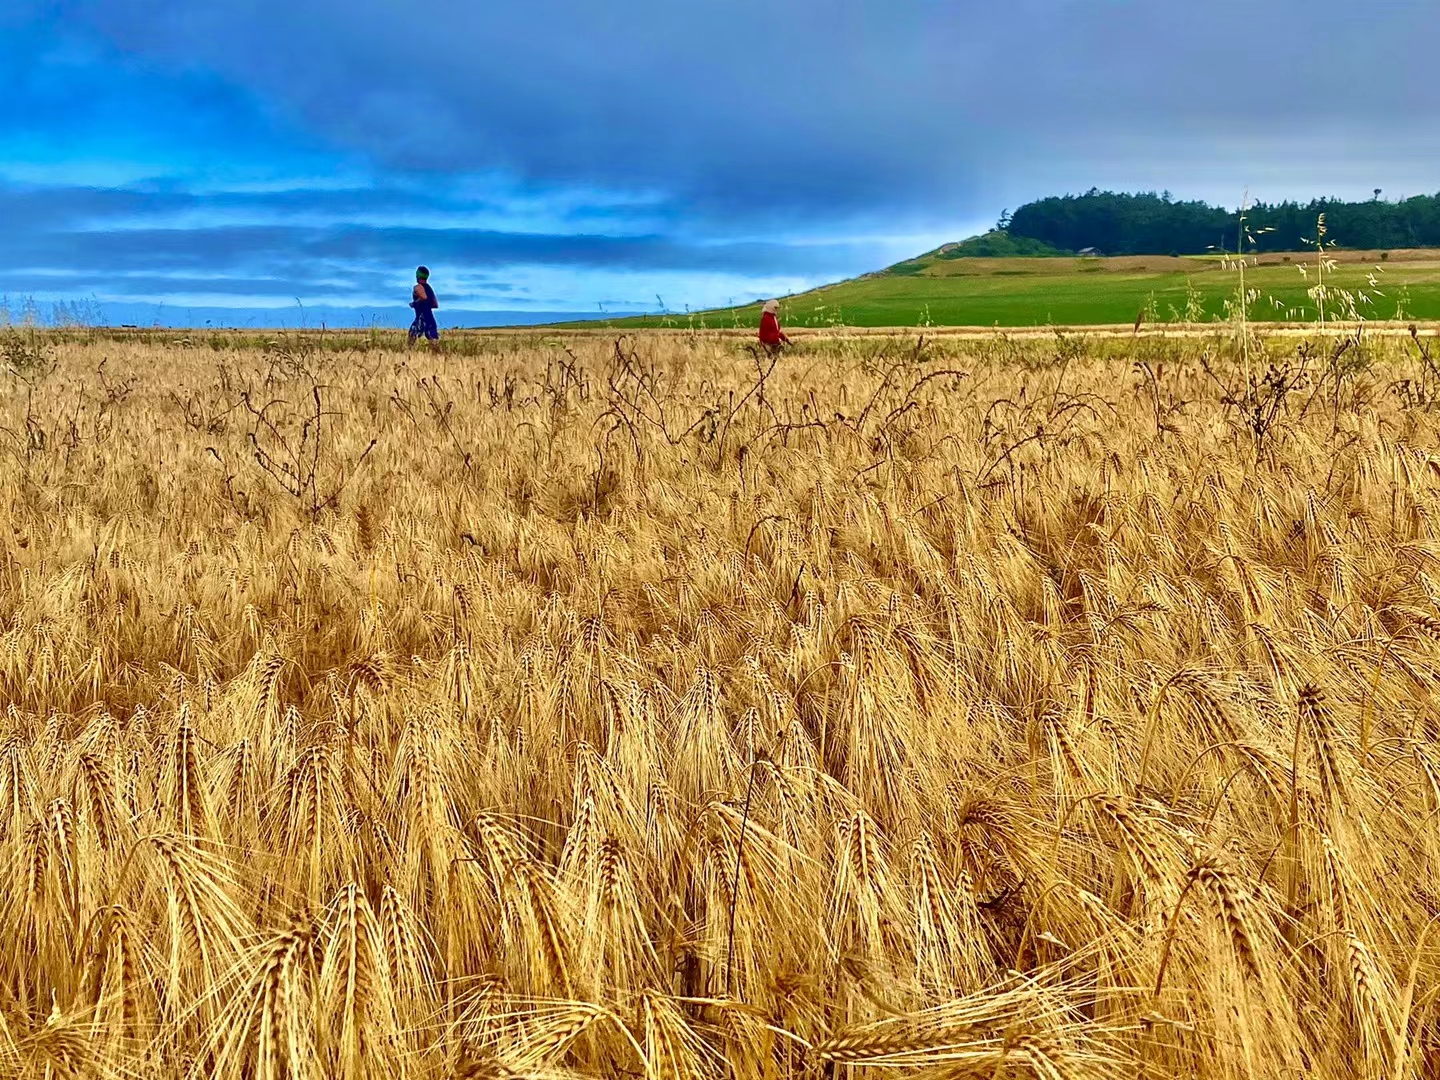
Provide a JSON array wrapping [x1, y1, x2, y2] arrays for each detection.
[[2, 324, 1440, 1078]]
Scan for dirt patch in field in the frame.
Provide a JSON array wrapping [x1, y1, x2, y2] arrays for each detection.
[[913, 248, 1440, 278], [919, 254, 1211, 277]]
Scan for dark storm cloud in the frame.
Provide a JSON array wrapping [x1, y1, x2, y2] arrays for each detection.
[[48, 0, 977, 219]]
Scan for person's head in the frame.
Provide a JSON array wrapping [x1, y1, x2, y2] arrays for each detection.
[[416, 266, 430, 282], [762, 299, 780, 316]]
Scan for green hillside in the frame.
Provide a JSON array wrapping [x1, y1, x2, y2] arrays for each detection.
[[563, 247, 1440, 330]]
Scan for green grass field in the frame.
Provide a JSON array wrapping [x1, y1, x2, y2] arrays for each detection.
[[565, 249, 1440, 330]]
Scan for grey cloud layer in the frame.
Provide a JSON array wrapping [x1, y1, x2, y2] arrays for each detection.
[[63, 0, 1440, 216]]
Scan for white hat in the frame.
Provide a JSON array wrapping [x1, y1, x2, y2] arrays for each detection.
[[762, 300, 780, 315]]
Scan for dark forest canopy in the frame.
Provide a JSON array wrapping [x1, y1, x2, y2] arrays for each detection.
[[1001, 189, 1440, 255]]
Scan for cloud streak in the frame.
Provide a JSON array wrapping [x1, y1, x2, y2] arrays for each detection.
[[0, 179, 909, 314]]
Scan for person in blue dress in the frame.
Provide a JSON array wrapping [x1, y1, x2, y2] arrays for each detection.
[[408, 266, 441, 351]]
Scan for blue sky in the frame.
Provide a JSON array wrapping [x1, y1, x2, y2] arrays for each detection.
[[4, 0, 1439, 326]]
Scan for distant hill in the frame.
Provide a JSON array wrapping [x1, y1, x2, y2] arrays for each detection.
[[885, 231, 1068, 274], [885, 190, 1440, 268], [550, 245, 1440, 330], [543, 188, 1440, 330]]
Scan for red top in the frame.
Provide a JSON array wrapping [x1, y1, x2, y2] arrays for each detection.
[[759, 311, 790, 345]]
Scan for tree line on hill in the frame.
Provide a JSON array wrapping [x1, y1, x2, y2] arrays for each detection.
[[993, 189, 1440, 255]]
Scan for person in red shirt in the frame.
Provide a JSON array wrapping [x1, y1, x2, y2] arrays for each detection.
[[759, 299, 790, 350]]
